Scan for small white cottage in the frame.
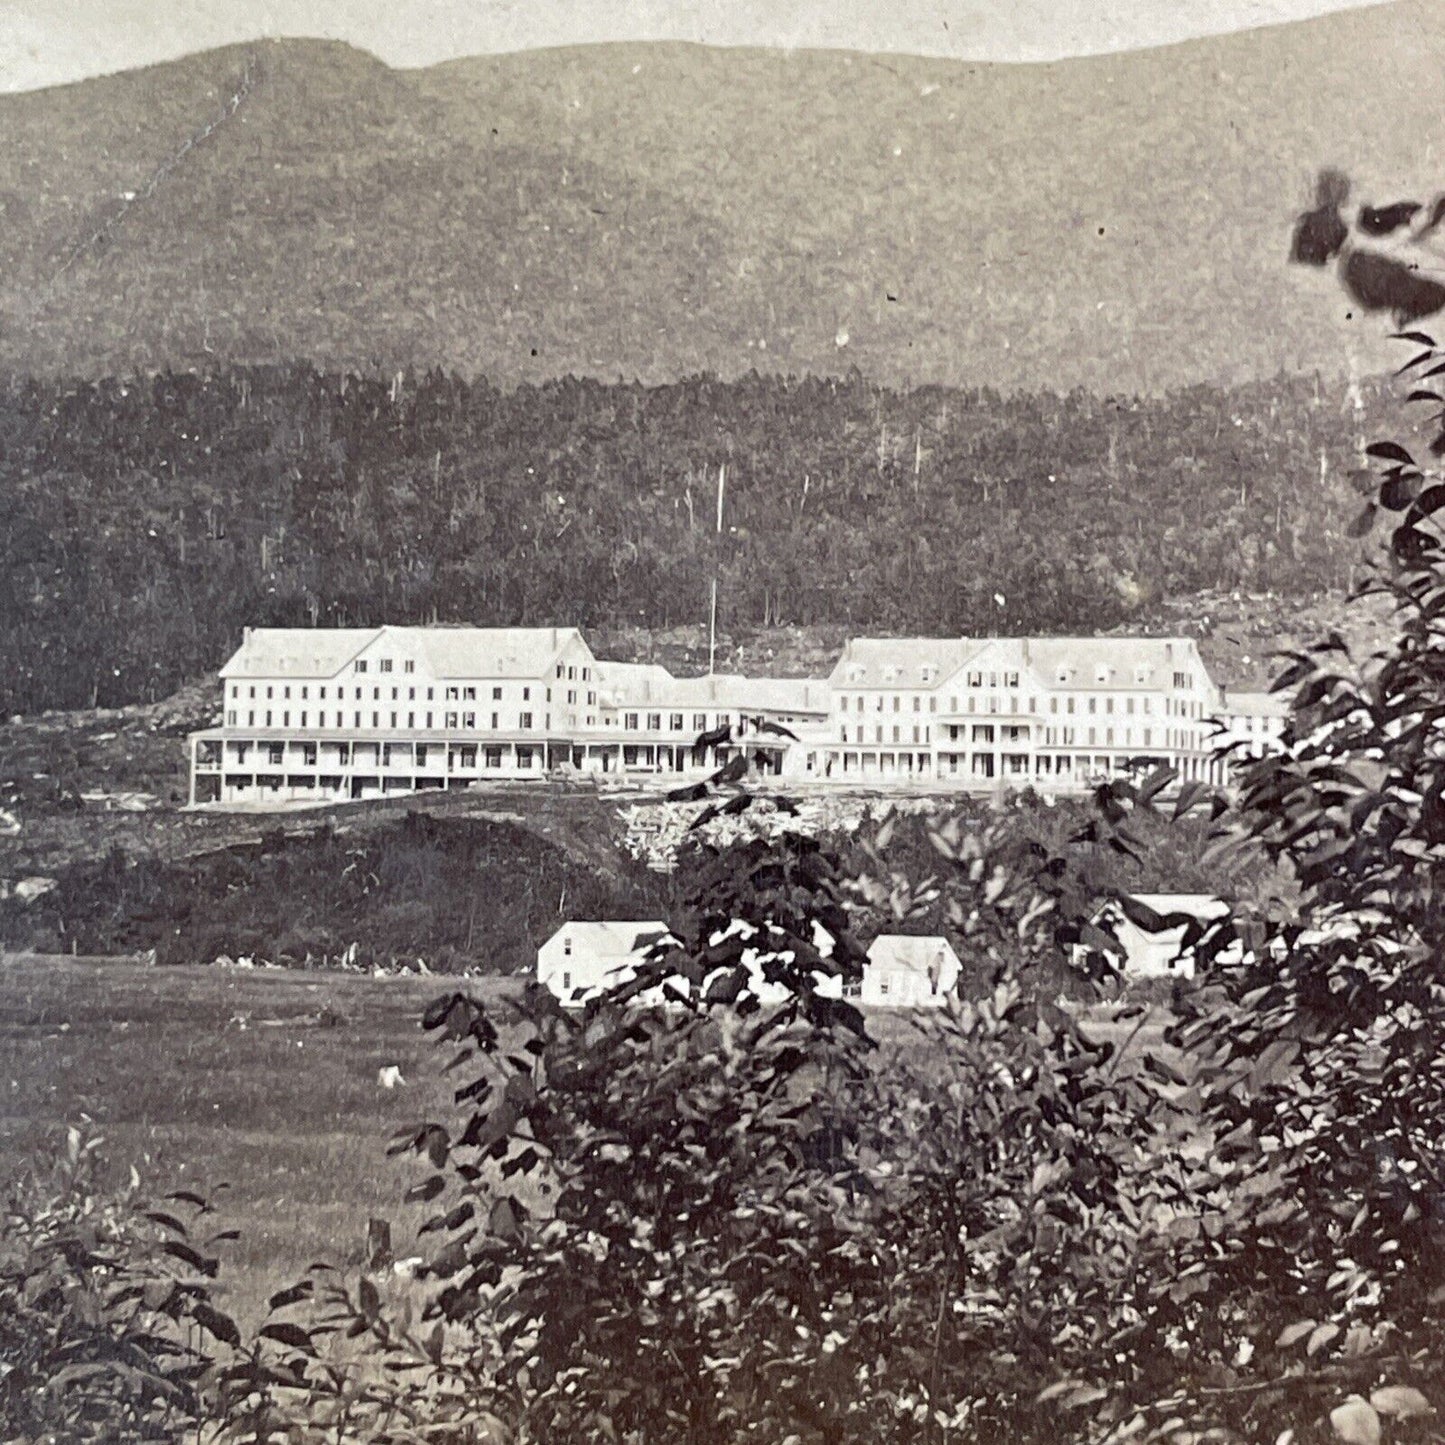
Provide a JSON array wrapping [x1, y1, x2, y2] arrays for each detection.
[[1084, 894, 1235, 980], [536, 920, 670, 1005], [859, 935, 962, 1007], [538, 918, 847, 1008]]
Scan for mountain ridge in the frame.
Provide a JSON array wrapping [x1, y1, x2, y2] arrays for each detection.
[[1, 1, 1440, 391]]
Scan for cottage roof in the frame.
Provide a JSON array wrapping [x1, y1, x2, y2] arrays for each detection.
[[546, 921, 670, 955], [866, 934, 961, 974], [1096, 894, 1231, 927]]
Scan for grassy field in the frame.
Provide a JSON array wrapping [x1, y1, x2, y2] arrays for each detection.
[[0, 954, 523, 1325], [0, 952, 1174, 1332]]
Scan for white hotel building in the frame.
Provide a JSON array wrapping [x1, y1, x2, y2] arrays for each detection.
[[188, 626, 1264, 805]]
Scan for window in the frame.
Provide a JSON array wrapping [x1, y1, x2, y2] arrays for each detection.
[[446, 711, 459, 728], [568, 666, 576, 680], [670, 713, 684, 731], [354, 711, 362, 728], [520, 712, 533, 729], [563, 936, 573, 956], [355, 660, 367, 674], [266, 685, 274, 699], [912, 696, 921, 712], [625, 713, 639, 731], [391, 688, 398, 701], [337, 743, 350, 765], [282, 711, 290, 727], [236, 743, 250, 763], [379, 659, 392, 674], [485, 746, 503, 768], [459, 745, 478, 768], [563, 971, 571, 989], [892, 696, 901, 712], [372, 687, 380, 701], [489, 713, 497, 729], [463, 712, 476, 728], [320, 686, 327, 700], [226, 710, 236, 725], [265, 710, 272, 726], [283, 686, 291, 700], [404, 660, 415, 674], [446, 687, 460, 701], [371, 712, 379, 728], [302, 744, 317, 766], [567, 689, 577, 704], [416, 745, 429, 766], [693, 713, 708, 730], [268, 744, 284, 766]]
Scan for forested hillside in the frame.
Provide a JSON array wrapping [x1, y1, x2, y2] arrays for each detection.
[[0, 365, 1390, 715]]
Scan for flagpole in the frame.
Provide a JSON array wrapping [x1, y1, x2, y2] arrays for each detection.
[[708, 464, 724, 676]]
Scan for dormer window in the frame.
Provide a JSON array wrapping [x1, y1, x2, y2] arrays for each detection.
[[882, 666, 898, 683], [1095, 665, 1111, 684], [1056, 667, 1070, 684], [920, 665, 937, 683], [563, 937, 572, 956], [1134, 665, 1149, 684]]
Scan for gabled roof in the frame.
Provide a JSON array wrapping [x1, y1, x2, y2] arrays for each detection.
[[545, 921, 669, 954], [667, 674, 831, 714], [219, 626, 584, 681], [596, 665, 830, 714], [596, 662, 678, 705], [220, 629, 380, 679], [1095, 894, 1230, 927], [866, 934, 961, 974], [831, 636, 1216, 695], [1218, 690, 1290, 719], [1010, 637, 1206, 693], [412, 627, 584, 679], [830, 638, 986, 690]]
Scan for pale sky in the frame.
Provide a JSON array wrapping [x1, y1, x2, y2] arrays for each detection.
[[0, 0, 1402, 93]]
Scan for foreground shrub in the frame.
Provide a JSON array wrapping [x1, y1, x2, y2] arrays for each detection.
[[0, 1128, 225, 1443]]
